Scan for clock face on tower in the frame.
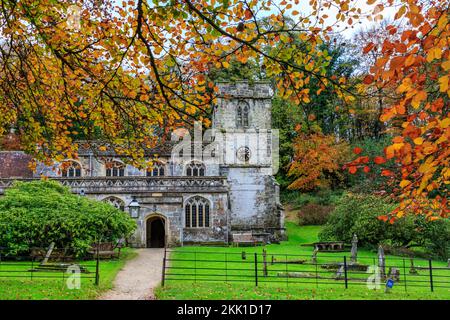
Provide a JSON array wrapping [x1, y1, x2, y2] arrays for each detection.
[[237, 146, 251, 162]]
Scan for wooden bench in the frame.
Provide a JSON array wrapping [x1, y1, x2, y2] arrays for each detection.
[[231, 233, 262, 247], [313, 241, 345, 252], [88, 242, 122, 259]]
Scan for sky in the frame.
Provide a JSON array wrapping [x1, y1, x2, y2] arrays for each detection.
[[273, 0, 399, 38]]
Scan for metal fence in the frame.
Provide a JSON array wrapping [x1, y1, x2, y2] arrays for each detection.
[[162, 249, 450, 292], [0, 248, 100, 285]]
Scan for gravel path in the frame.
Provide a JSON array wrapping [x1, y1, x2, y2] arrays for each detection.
[[100, 248, 165, 300]]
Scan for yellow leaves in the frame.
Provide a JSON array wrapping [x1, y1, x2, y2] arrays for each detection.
[[437, 12, 448, 30], [411, 90, 427, 109], [78, 111, 87, 119], [440, 118, 450, 129], [385, 143, 403, 159], [413, 137, 424, 145], [395, 5, 406, 19], [426, 47, 442, 62], [442, 60, 450, 71], [418, 156, 434, 174], [128, 90, 138, 99], [397, 78, 412, 94], [399, 180, 411, 188], [438, 75, 449, 95]]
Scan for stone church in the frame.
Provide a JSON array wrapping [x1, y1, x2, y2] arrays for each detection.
[[0, 81, 285, 247]]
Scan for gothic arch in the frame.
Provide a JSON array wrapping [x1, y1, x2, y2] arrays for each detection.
[[102, 196, 126, 211], [147, 160, 166, 177], [184, 196, 211, 228], [103, 158, 125, 177], [185, 161, 206, 177], [60, 160, 82, 177], [236, 101, 250, 128], [145, 213, 167, 248]]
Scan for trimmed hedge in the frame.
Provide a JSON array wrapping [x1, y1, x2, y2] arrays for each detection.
[[0, 180, 136, 257]]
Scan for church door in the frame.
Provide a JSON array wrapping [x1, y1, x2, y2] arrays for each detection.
[[146, 217, 165, 248]]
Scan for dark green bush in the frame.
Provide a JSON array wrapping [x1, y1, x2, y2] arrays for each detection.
[[281, 189, 344, 209], [319, 193, 449, 259], [0, 180, 136, 257]]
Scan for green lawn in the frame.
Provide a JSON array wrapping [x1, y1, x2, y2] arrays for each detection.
[[156, 223, 450, 300], [0, 248, 136, 300]]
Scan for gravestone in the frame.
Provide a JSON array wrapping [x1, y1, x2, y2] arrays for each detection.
[[388, 267, 400, 282], [312, 248, 318, 264], [378, 245, 386, 279], [262, 249, 268, 277], [448, 259, 450, 268], [409, 258, 418, 274], [335, 265, 344, 279], [42, 242, 55, 265], [350, 233, 358, 263]]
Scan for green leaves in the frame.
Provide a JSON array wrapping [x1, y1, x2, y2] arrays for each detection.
[[0, 180, 136, 257]]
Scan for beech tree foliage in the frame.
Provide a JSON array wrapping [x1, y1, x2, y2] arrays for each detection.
[[0, 0, 448, 218]]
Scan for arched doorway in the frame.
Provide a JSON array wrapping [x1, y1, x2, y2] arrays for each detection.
[[146, 216, 166, 248]]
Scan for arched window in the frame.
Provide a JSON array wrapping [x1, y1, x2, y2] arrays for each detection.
[[237, 102, 249, 128], [102, 196, 125, 211], [105, 160, 125, 177], [186, 161, 205, 177], [61, 161, 82, 177], [185, 196, 210, 228], [147, 161, 165, 177]]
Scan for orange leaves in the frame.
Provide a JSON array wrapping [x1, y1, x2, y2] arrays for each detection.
[[363, 42, 375, 54], [244, 9, 253, 20], [380, 107, 396, 122], [348, 166, 357, 174], [381, 169, 394, 177], [405, 54, 416, 67], [374, 156, 386, 165], [288, 132, 349, 190], [411, 90, 427, 109], [385, 141, 404, 159], [363, 75, 374, 84]]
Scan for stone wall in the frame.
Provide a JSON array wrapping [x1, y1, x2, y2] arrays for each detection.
[[213, 81, 273, 130], [0, 151, 33, 178]]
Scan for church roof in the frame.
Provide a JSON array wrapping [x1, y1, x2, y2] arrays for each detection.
[[0, 151, 33, 178]]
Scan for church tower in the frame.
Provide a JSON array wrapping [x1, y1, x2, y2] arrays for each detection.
[[213, 81, 285, 242]]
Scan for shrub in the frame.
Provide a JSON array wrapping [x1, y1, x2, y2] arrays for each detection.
[[319, 192, 450, 259], [0, 180, 136, 257], [297, 204, 333, 225], [281, 189, 344, 209], [318, 193, 396, 246]]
